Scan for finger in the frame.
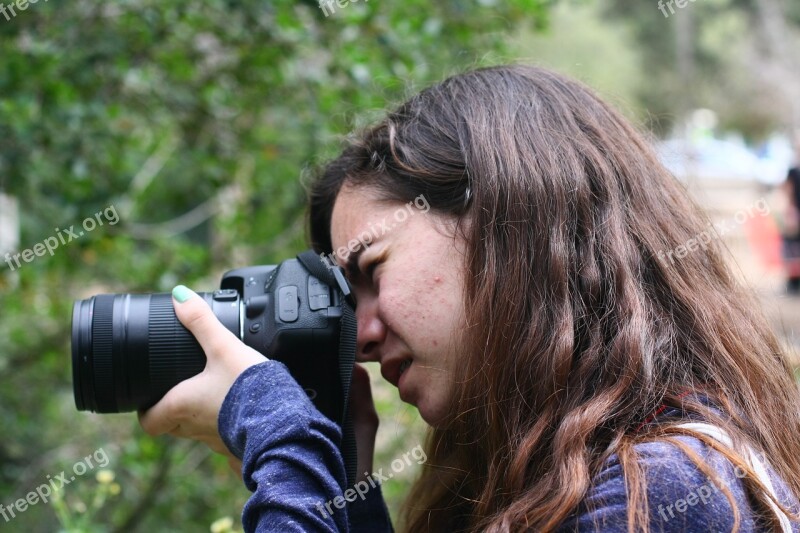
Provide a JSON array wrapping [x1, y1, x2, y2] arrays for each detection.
[[349, 364, 378, 426], [350, 365, 378, 482], [138, 408, 178, 436], [171, 285, 241, 358], [138, 382, 189, 436], [197, 436, 233, 456], [349, 364, 374, 405], [228, 457, 243, 479]]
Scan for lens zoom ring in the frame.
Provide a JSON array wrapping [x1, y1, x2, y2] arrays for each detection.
[[148, 294, 205, 392], [92, 295, 116, 411]]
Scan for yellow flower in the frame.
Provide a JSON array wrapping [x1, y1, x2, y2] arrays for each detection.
[[210, 516, 234, 533], [109, 483, 121, 496], [95, 470, 115, 484]]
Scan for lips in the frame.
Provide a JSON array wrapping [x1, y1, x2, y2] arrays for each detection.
[[380, 357, 413, 387]]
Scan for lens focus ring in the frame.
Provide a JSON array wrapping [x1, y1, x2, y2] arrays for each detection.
[[148, 294, 206, 395], [91, 295, 116, 412]]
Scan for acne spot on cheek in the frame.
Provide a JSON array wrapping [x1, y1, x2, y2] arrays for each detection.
[[433, 340, 438, 346], [433, 276, 441, 283]]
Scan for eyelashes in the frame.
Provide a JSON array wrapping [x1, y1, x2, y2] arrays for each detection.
[[361, 248, 388, 283], [364, 261, 378, 279]]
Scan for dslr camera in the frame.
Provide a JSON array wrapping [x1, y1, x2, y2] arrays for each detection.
[[71, 251, 356, 426]]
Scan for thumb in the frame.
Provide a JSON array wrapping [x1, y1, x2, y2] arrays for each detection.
[[171, 285, 241, 359]]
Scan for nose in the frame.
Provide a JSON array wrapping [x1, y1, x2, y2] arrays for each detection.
[[355, 295, 386, 363]]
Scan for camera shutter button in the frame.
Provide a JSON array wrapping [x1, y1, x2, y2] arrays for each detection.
[[213, 289, 238, 301]]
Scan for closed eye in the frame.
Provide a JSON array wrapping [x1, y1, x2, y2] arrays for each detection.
[[364, 261, 378, 278], [361, 249, 388, 283]]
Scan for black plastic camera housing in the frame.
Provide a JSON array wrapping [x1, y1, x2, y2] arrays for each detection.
[[72, 254, 349, 424]]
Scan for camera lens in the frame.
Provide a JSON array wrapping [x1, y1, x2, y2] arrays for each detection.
[[72, 292, 241, 413]]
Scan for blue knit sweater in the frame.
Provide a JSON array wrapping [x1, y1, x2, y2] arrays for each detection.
[[219, 361, 798, 532]]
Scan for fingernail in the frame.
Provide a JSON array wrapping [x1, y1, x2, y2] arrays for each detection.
[[172, 285, 196, 303]]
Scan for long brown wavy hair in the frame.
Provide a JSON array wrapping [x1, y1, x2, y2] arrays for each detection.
[[307, 65, 800, 532]]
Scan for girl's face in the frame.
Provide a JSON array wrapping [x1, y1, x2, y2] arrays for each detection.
[[330, 185, 468, 426]]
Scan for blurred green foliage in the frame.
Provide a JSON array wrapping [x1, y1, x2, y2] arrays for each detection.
[[0, 1, 550, 530]]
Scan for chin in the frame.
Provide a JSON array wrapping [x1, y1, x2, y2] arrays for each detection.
[[417, 401, 449, 428]]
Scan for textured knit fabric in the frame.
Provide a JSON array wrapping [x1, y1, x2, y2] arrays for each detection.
[[557, 436, 799, 532], [219, 361, 393, 532], [219, 361, 798, 532]]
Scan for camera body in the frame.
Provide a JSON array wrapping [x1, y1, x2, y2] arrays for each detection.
[[220, 260, 344, 423], [72, 253, 351, 425]]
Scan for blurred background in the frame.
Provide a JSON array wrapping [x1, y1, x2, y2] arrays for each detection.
[[1, 0, 800, 531]]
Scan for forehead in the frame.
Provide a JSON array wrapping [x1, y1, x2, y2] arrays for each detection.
[[330, 186, 391, 248]]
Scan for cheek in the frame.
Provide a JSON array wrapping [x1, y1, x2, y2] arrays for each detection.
[[378, 269, 438, 333], [421, 270, 463, 317], [378, 283, 419, 327], [379, 272, 461, 338]]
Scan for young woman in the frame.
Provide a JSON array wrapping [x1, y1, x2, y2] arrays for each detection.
[[139, 65, 800, 532]]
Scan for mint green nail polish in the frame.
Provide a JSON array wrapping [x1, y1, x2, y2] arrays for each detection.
[[172, 285, 196, 303]]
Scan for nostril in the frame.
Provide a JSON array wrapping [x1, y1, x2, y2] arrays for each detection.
[[360, 341, 379, 360]]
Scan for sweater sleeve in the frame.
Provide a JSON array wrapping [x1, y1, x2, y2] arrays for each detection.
[[218, 360, 393, 532], [558, 436, 799, 532]]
